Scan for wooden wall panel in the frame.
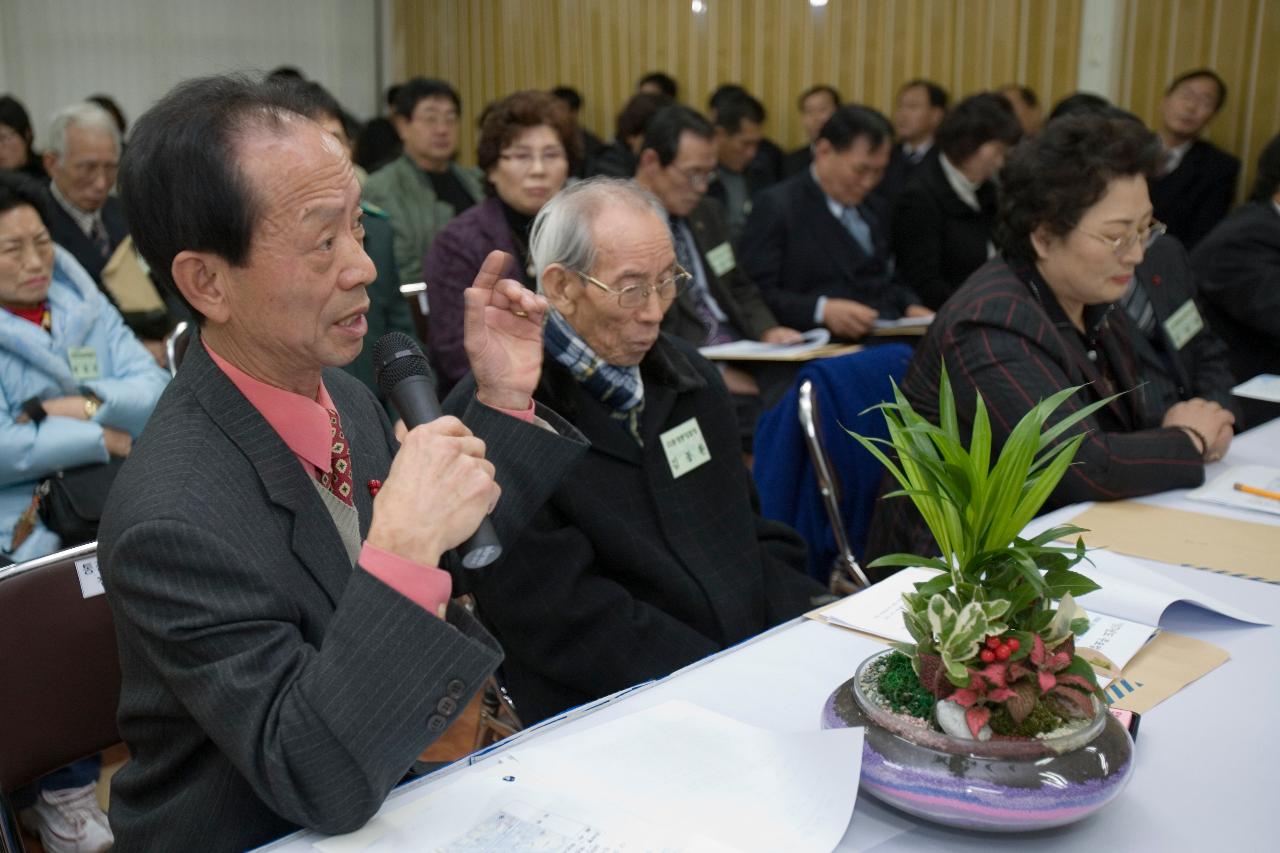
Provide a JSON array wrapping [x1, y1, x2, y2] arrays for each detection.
[[392, 0, 1084, 166], [1116, 0, 1280, 203]]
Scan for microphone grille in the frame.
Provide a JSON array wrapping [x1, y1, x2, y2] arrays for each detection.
[[372, 331, 433, 398]]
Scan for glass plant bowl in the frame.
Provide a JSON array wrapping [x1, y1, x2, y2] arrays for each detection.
[[821, 650, 1135, 831]]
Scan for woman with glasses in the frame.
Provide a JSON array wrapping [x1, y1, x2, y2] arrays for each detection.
[[0, 171, 167, 852], [867, 113, 1236, 563], [425, 90, 577, 394]]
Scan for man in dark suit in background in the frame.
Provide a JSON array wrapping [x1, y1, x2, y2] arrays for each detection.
[[1150, 68, 1240, 249], [635, 105, 803, 445], [42, 101, 127, 286], [635, 106, 802, 351], [468, 177, 823, 724], [706, 88, 776, 242], [740, 104, 932, 340], [99, 74, 585, 852], [875, 79, 948, 214], [783, 84, 841, 176], [1191, 133, 1280, 387]]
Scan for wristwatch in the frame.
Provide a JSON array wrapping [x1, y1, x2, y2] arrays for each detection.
[[83, 395, 101, 419]]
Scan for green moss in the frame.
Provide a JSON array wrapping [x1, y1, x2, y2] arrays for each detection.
[[876, 652, 936, 719], [988, 701, 1067, 737]]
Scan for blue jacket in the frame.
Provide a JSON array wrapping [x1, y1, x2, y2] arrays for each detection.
[[1, 246, 169, 562], [752, 344, 913, 581]]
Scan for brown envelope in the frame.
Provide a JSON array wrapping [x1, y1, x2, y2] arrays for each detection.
[[1066, 502, 1280, 584], [1104, 631, 1229, 714]]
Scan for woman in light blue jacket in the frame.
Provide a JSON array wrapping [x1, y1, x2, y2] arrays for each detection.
[[1, 171, 168, 851], [1, 174, 168, 564]]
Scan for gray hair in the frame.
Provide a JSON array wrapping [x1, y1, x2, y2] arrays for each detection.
[[45, 102, 121, 162], [529, 176, 668, 289]]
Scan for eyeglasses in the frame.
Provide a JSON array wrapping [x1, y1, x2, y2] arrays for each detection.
[[671, 165, 715, 188], [574, 265, 692, 309], [498, 148, 567, 170], [1080, 220, 1167, 259], [66, 160, 119, 182]]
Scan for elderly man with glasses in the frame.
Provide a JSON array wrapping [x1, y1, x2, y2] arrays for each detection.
[[462, 177, 824, 726]]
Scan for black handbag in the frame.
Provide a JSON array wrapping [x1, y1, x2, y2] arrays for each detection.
[[36, 457, 126, 546]]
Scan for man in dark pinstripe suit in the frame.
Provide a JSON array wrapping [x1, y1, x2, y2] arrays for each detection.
[[96, 75, 586, 852]]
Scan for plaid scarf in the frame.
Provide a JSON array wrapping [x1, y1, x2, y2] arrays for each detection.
[[544, 308, 645, 443]]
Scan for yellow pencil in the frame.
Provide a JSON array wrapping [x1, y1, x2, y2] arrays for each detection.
[[1234, 482, 1280, 502]]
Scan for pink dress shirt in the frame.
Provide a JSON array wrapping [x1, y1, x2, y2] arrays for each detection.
[[203, 342, 457, 614]]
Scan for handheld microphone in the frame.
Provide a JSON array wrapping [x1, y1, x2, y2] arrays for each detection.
[[373, 331, 503, 569]]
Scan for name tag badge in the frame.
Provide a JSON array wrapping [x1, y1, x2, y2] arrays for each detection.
[[660, 417, 712, 479], [705, 242, 736, 277], [67, 346, 101, 381], [1163, 299, 1204, 350]]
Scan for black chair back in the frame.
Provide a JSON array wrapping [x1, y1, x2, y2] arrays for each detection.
[[0, 543, 122, 795]]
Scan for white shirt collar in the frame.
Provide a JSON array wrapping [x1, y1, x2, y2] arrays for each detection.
[[1163, 139, 1194, 175], [939, 153, 982, 211], [811, 164, 850, 221], [903, 139, 934, 159]]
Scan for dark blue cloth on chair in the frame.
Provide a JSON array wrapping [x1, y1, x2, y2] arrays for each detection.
[[752, 344, 913, 582]]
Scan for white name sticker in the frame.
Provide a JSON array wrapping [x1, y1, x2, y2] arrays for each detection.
[[705, 241, 736, 277], [75, 556, 105, 599], [660, 417, 712, 479], [1163, 299, 1204, 350], [67, 346, 101, 381]]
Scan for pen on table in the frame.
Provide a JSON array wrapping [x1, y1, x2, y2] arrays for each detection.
[[1233, 482, 1280, 502]]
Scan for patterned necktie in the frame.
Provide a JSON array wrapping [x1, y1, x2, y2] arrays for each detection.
[[841, 205, 873, 255], [320, 408, 355, 507], [669, 216, 734, 345], [91, 217, 111, 259]]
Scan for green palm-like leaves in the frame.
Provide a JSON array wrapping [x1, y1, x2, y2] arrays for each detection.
[[849, 364, 1112, 678]]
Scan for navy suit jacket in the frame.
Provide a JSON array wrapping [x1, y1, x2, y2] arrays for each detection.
[[1149, 139, 1240, 249], [739, 169, 920, 332], [44, 194, 128, 285], [1190, 200, 1280, 380]]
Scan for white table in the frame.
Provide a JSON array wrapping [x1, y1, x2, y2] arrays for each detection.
[[267, 419, 1280, 852]]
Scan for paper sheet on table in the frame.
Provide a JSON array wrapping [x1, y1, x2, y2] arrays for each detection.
[[1104, 631, 1229, 713], [870, 316, 933, 336], [699, 327, 830, 358], [1079, 548, 1270, 626], [315, 701, 863, 853], [314, 759, 692, 853], [1186, 465, 1280, 518], [1232, 373, 1280, 403], [1066, 502, 1280, 584], [808, 566, 1159, 675]]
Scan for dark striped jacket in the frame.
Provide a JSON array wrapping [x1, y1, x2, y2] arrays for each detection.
[[867, 257, 1204, 562]]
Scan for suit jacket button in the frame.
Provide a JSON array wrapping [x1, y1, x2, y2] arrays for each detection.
[[427, 714, 447, 733], [446, 679, 466, 699], [436, 696, 457, 716]]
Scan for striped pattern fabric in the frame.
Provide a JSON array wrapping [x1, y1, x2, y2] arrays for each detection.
[[97, 338, 586, 851]]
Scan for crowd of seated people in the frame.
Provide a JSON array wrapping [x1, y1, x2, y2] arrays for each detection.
[[1, 59, 1275, 852]]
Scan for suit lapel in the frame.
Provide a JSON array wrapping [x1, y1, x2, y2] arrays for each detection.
[[186, 340, 352, 606], [800, 174, 864, 280]]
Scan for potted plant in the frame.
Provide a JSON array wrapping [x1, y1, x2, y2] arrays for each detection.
[[820, 369, 1136, 831]]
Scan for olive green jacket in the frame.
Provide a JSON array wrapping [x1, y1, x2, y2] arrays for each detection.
[[362, 154, 484, 285]]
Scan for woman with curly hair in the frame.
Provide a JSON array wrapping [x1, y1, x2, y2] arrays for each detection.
[[868, 113, 1235, 562]]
